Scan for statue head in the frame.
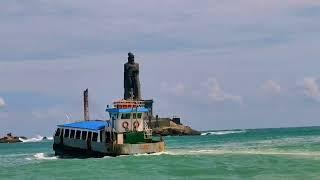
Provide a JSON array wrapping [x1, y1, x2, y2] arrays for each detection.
[[128, 52, 134, 63]]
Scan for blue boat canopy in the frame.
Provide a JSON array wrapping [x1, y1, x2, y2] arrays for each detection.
[[58, 120, 109, 131], [106, 107, 149, 114]]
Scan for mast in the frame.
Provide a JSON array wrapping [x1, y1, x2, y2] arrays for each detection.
[[83, 89, 90, 121]]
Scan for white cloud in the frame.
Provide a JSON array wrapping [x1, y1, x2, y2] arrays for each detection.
[[204, 78, 242, 103], [261, 80, 281, 94], [0, 97, 5, 108], [302, 77, 320, 101]]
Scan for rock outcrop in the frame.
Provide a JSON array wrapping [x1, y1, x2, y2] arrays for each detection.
[[152, 121, 201, 136], [0, 133, 24, 143]]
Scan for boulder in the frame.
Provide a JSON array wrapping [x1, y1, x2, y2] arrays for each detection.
[[0, 133, 23, 143]]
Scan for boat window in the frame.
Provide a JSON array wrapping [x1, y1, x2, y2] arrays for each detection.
[[70, 130, 75, 139], [133, 113, 136, 119], [88, 132, 92, 141], [100, 132, 103, 142], [106, 131, 111, 142], [64, 129, 70, 138], [137, 113, 142, 119], [121, 113, 131, 119], [55, 128, 61, 137], [76, 130, 81, 139], [82, 131, 87, 140], [92, 132, 98, 142]]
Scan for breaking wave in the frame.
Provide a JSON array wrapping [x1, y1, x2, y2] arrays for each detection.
[[47, 137, 53, 140], [201, 130, 246, 136], [19, 135, 43, 143], [19, 135, 52, 143]]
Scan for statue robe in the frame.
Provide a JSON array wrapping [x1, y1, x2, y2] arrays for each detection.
[[124, 62, 141, 100]]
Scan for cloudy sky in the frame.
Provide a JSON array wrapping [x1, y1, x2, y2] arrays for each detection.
[[1, 0, 320, 136]]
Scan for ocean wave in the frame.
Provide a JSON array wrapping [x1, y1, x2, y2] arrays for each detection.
[[201, 130, 246, 136], [47, 137, 53, 140], [25, 153, 58, 161], [165, 149, 320, 157], [243, 136, 320, 148], [19, 135, 44, 143], [19, 135, 53, 143]]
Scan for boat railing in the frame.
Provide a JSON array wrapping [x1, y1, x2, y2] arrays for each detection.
[[143, 121, 152, 139], [144, 129, 152, 140], [113, 100, 146, 109]]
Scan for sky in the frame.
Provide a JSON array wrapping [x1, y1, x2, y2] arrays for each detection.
[[1, 0, 320, 136]]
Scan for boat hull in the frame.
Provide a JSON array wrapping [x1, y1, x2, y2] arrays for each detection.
[[113, 141, 165, 155], [53, 141, 165, 157]]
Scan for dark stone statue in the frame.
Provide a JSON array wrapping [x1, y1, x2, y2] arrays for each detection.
[[124, 52, 141, 100]]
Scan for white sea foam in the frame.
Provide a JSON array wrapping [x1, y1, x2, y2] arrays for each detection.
[[24, 153, 58, 161], [47, 137, 53, 140], [19, 135, 44, 143], [33, 153, 58, 160], [19, 135, 53, 143], [201, 130, 246, 136]]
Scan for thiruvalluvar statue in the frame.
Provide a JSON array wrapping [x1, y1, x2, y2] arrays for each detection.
[[124, 52, 141, 100]]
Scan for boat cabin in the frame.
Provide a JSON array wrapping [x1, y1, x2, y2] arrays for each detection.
[[54, 120, 109, 143], [106, 105, 152, 144], [53, 120, 114, 156]]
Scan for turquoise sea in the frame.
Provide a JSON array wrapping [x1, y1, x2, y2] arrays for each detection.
[[1, 127, 320, 180]]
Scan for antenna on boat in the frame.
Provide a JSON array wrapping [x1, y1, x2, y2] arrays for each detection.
[[65, 114, 70, 121], [65, 113, 73, 122], [84, 88, 90, 121]]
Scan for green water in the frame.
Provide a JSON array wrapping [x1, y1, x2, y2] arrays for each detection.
[[1, 127, 320, 179]]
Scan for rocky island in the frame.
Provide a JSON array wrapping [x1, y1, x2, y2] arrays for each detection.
[[0, 133, 27, 143], [148, 116, 201, 136], [152, 121, 201, 136]]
